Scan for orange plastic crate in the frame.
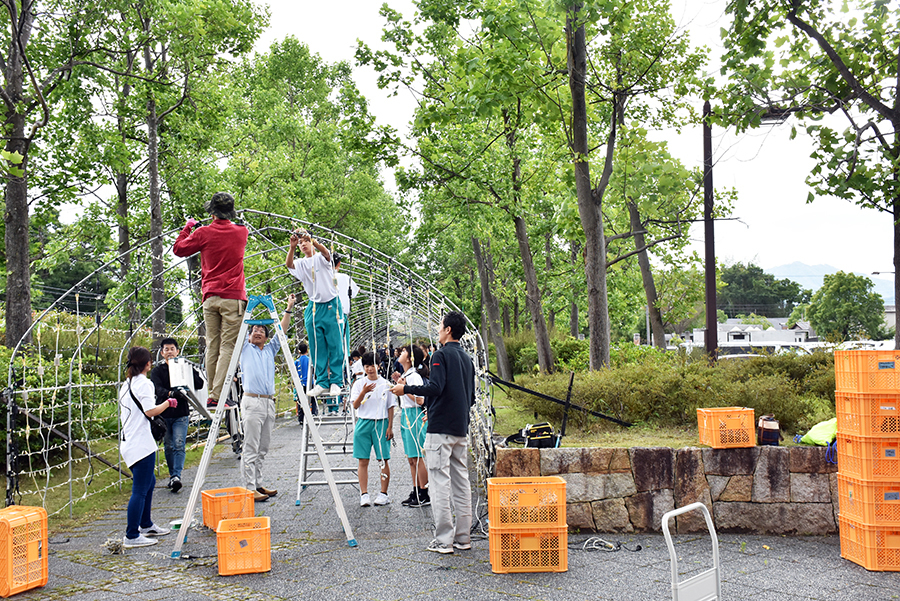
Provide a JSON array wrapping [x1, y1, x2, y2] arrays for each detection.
[[489, 526, 568, 573], [837, 434, 900, 481], [487, 477, 567, 529], [0, 506, 48, 598], [836, 391, 900, 438], [835, 350, 900, 394], [696, 407, 755, 449], [216, 516, 270, 576], [839, 515, 900, 571], [201, 487, 254, 530], [838, 475, 900, 525]]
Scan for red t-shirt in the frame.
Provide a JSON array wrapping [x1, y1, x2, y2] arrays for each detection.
[[173, 219, 248, 301]]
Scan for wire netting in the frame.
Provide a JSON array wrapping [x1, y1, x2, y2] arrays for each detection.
[[4, 210, 494, 517]]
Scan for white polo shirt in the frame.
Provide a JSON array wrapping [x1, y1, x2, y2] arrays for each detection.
[[287, 253, 337, 303]]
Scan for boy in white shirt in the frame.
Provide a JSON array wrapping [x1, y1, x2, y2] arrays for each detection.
[[351, 352, 395, 507], [333, 254, 359, 360], [285, 230, 344, 398]]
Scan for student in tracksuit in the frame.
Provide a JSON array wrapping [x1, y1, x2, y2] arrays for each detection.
[[285, 230, 344, 398]]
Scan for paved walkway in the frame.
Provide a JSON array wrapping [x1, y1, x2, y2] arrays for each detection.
[[22, 415, 900, 600]]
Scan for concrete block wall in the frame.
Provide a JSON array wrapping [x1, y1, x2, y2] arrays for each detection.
[[494, 446, 839, 535]]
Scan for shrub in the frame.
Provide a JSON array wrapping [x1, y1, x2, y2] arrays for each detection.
[[506, 353, 836, 435]]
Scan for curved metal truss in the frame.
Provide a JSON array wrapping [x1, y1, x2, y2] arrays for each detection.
[[4, 209, 494, 517]]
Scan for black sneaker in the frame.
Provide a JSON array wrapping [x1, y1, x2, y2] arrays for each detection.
[[400, 489, 417, 507], [170, 476, 182, 493], [408, 492, 431, 507]]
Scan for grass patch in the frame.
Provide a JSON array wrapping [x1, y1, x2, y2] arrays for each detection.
[[17, 432, 213, 533]]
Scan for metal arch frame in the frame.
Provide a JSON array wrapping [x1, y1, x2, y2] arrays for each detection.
[[5, 209, 493, 515]]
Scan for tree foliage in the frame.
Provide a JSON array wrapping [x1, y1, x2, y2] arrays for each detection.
[[807, 271, 885, 340], [718, 262, 810, 318], [717, 0, 900, 345]]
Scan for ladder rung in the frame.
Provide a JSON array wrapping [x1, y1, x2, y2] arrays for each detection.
[[301, 479, 360, 486], [303, 449, 352, 455], [305, 466, 358, 473]]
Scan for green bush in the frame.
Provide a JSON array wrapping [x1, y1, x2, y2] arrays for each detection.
[[515, 344, 539, 374], [506, 353, 836, 435]]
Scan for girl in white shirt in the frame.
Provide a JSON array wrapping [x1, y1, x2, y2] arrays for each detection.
[[397, 345, 430, 507], [119, 346, 177, 548]]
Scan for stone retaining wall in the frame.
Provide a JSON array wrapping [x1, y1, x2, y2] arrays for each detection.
[[494, 446, 839, 535]]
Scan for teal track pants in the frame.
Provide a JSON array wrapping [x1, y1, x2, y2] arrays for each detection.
[[304, 299, 345, 388]]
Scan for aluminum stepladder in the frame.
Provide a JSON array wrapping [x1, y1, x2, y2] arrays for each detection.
[[171, 294, 357, 559], [296, 392, 357, 500], [296, 279, 358, 499], [661, 502, 721, 601]]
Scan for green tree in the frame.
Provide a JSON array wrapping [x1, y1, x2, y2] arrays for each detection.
[[562, 0, 706, 367], [1, 1, 105, 347], [718, 262, 810, 318], [807, 271, 885, 340], [718, 0, 900, 347], [225, 36, 404, 254], [359, 3, 561, 373]]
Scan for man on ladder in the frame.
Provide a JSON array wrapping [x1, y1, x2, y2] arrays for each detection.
[[239, 293, 296, 503], [285, 230, 345, 398], [172, 293, 357, 559]]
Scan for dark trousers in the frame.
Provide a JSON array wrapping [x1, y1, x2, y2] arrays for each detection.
[[126, 453, 156, 539]]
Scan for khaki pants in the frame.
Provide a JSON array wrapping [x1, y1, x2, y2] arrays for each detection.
[[203, 296, 246, 400], [425, 433, 472, 546], [241, 394, 275, 491]]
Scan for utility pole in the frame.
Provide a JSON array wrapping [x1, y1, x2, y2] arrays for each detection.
[[703, 101, 717, 362]]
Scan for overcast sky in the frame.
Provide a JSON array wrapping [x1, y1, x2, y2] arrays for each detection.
[[254, 0, 893, 286]]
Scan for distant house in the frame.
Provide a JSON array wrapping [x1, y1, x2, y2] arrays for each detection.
[[689, 318, 816, 345]]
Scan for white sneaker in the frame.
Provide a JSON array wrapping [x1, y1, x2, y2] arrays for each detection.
[[374, 492, 391, 506], [140, 523, 170, 537], [123, 534, 158, 548], [308, 384, 326, 398], [360, 493, 371, 507], [426, 539, 454, 554], [329, 384, 341, 396]]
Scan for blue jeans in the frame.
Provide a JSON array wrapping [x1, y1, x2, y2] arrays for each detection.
[[126, 453, 156, 539], [163, 415, 189, 479]]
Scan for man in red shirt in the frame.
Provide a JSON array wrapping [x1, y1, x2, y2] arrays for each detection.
[[173, 192, 248, 407]]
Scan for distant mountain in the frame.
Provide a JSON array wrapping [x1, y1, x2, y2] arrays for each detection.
[[765, 261, 895, 305]]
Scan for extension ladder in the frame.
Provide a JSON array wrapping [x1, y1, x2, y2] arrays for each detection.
[[296, 399, 358, 502], [171, 294, 357, 559], [662, 502, 721, 601]]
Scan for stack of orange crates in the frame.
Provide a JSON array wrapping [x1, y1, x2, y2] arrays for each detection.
[[835, 350, 900, 571], [0, 506, 48, 598], [486, 476, 567, 573]]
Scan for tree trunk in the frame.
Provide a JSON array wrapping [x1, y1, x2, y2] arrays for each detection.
[[545, 233, 555, 331], [513, 215, 553, 373], [144, 44, 166, 343], [503, 105, 553, 373], [502, 303, 510, 336], [4, 124, 32, 348], [570, 241, 580, 337], [3, 4, 35, 349], [513, 296, 519, 333], [567, 5, 611, 368], [188, 253, 206, 358], [472, 237, 513, 381], [628, 201, 666, 349], [116, 172, 130, 277]]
